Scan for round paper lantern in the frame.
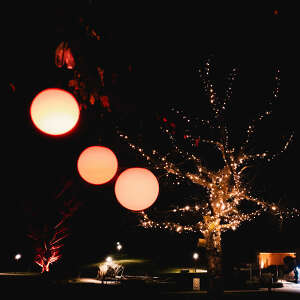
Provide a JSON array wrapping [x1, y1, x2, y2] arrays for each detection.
[[77, 146, 118, 185], [30, 88, 80, 136], [114, 167, 159, 211]]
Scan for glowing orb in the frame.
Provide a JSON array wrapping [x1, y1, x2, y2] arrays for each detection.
[[114, 167, 159, 211], [77, 146, 118, 185], [30, 88, 80, 136]]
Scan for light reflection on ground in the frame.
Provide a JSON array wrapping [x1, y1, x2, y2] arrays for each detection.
[[271, 280, 300, 294], [0, 272, 299, 294], [68, 278, 120, 285], [0, 272, 39, 276]]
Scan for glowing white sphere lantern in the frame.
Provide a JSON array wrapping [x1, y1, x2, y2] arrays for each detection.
[[114, 167, 159, 211], [77, 146, 118, 185], [30, 88, 80, 136]]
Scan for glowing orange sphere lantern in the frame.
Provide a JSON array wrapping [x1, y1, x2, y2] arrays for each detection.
[[77, 146, 118, 185], [30, 88, 80, 136], [114, 167, 159, 211]]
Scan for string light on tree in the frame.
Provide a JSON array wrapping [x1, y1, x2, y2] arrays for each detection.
[[117, 59, 299, 290]]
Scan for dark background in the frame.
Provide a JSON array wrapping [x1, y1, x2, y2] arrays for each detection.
[[3, 3, 299, 272]]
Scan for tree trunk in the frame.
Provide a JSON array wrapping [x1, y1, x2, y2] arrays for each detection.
[[206, 230, 224, 299]]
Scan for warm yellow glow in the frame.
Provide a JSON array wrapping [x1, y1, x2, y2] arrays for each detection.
[[114, 168, 159, 211], [77, 146, 118, 185], [258, 252, 296, 268], [30, 88, 80, 135], [116, 64, 299, 241]]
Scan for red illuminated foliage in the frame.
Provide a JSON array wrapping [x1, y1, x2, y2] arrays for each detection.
[[28, 186, 80, 273], [28, 225, 68, 273], [55, 41, 75, 70], [100, 95, 111, 111]]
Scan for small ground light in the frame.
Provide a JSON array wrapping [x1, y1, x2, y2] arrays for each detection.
[[116, 242, 122, 251], [106, 256, 113, 263], [193, 253, 199, 260], [193, 252, 199, 273], [14, 253, 22, 261]]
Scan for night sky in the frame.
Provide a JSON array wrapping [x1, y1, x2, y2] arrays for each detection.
[[3, 4, 299, 272]]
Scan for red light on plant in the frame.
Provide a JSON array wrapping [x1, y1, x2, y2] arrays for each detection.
[[77, 146, 118, 185], [30, 88, 80, 136], [114, 167, 159, 211]]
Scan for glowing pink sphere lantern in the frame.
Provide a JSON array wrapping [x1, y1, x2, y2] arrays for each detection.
[[30, 88, 80, 136], [114, 167, 159, 211], [77, 146, 118, 185]]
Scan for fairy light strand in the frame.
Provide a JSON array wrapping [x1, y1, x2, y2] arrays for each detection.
[[118, 61, 299, 251]]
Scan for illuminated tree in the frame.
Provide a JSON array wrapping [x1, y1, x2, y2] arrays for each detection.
[[47, 11, 299, 294], [27, 184, 80, 273], [28, 223, 68, 273], [117, 60, 299, 295]]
